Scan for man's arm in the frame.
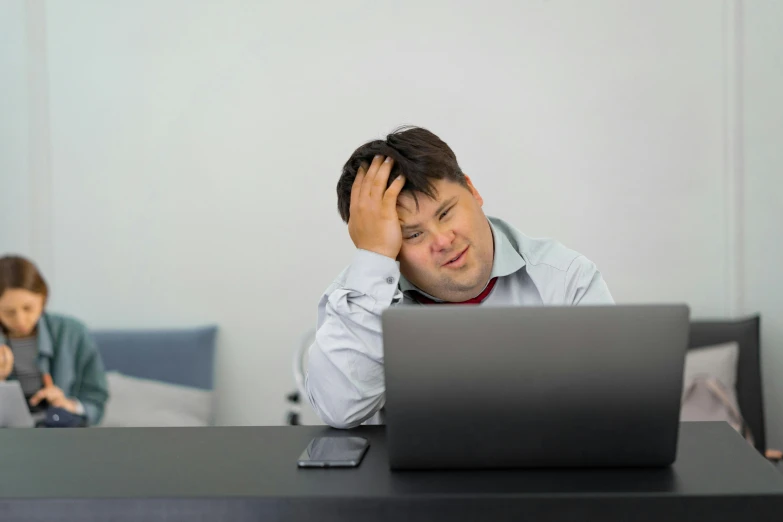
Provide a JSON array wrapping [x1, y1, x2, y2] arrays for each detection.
[[564, 255, 615, 305], [305, 250, 401, 428], [307, 155, 406, 428]]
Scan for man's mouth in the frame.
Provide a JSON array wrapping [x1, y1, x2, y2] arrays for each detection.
[[443, 247, 469, 267]]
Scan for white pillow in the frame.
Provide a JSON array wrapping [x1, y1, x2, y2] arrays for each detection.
[[99, 372, 213, 427], [680, 341, 741, 422], [682, 341, 739, 392]]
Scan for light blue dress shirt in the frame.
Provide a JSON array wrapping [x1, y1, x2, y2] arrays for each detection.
[[306, 216, 614, 428]]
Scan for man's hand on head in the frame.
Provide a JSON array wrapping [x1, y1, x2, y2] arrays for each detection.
[[348, 155, 406, 260]]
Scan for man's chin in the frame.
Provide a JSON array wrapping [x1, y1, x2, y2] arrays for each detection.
[[440, 276, 488, 296]]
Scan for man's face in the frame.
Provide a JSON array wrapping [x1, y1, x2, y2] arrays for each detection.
[[396, 177, 494, 302]]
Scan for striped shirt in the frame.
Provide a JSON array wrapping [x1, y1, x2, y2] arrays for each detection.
[[8, 336, 43, 398]]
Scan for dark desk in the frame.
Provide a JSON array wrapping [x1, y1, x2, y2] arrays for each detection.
[[0, 422, 781, 521]]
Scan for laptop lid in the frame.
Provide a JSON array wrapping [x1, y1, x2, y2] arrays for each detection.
[[382, 304, 690, 470], [0, 381, 35, 428]]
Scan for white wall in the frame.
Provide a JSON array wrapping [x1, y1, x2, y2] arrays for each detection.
[[8, 0, 755, 427], [743, 0, 783, 450], [0, 0, 31, 255]]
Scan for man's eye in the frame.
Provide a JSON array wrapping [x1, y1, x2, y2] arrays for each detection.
[[407, 232, 422, 240], [440, 208, 451, 219]]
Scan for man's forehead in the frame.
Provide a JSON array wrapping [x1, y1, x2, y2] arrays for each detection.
[[396, 190, 438, 216], [397, 190, 462, 220], [396, 177, 469, 217]]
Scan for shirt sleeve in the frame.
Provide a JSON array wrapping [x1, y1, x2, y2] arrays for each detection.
[[71, 399, 86, 416], [564, 255, 615, 305], [73, 329, 110, 426], [305, 249, 402, 429]]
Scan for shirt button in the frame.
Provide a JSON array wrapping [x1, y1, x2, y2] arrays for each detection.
[[386, 277, 395, 284]]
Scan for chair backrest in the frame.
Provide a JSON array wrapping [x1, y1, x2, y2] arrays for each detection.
[[688, 316, 764, 453]]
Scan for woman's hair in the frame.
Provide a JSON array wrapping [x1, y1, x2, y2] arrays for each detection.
[[0, 255, 49, 302]]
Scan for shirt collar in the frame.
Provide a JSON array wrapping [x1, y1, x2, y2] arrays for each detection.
[[399, 216, 527, 300], [36, 315, 54, 357]]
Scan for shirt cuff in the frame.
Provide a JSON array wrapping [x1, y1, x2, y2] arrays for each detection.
[[344, 249, 401, 305], [72, 399, 86, 416]]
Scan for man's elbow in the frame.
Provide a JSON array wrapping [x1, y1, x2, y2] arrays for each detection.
[[320, 413, 364, 430], [308, 396, 368, 430], [305, 376, 378, 429]]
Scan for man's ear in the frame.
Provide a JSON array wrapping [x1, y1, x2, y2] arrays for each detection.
[[463, 174, 484, 207]]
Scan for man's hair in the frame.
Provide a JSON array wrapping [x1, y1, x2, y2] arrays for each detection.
[[336, 126, 467, 223]]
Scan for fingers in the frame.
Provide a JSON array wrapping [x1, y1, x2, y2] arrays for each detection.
[[360, 155, 385, 200], [49, 396, 71, 410], [383, 174, 406, 209], [371, 156, 395, 197], [350, 165, 366, 211], [351, 155, 400, 223], [43, 373, 54, 388], [0, 345, 13, 370], [29, 384, 64, 406], [29, 388, 49, 406]]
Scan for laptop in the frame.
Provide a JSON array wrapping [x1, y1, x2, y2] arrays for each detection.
[[381, 304, 690, 470], [0, 381, 35, 428]]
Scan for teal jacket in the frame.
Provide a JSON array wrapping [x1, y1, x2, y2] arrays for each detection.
[[0, 312, 109, 426]]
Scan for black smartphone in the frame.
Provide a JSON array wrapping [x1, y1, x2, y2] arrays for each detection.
[[297, 436, 370, 468]]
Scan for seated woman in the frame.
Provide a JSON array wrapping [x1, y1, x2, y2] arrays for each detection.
[[0, 255, 108, 426]]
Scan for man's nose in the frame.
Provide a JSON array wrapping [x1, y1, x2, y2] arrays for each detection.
[[431, 228, 456, 251]]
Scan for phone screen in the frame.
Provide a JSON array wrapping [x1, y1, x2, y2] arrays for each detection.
[[297, 436, 369, 468]]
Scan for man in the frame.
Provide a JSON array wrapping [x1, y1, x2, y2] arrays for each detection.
[[306, 126, 613, 428]]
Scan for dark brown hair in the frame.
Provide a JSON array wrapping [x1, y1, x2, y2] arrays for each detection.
[[0, 255, 49, 302], [336, 126, 467, 223]]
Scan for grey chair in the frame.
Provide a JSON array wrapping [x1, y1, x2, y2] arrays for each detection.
[[687, 315, 771, 455]]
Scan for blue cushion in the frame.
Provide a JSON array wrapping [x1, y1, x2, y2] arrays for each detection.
[[91, 326, 217, 390]]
